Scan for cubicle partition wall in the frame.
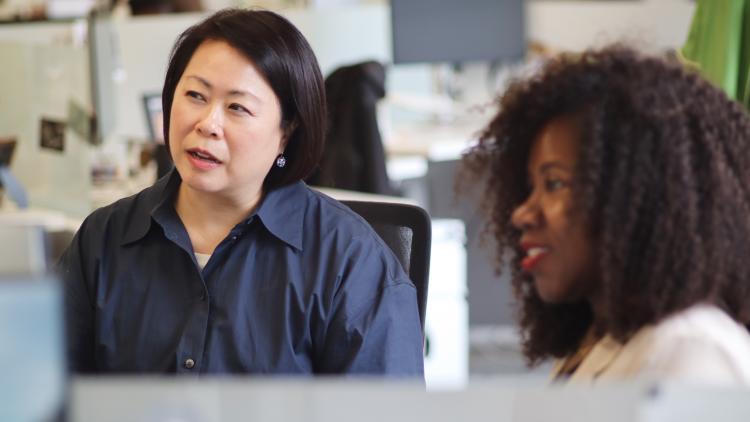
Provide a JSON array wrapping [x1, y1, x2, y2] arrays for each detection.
[[0, 30, 93, 218]]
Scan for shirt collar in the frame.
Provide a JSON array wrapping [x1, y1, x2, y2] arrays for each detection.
[[121, 169, 181, 246], [567, 334, 626, 382], [255, 181, 306, 251], [121, 170, 306, 251]]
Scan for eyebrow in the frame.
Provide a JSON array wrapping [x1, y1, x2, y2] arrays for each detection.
[[538, 162, 573, 173], [528, 162, 573, 181], [185, 75, 261, 102]]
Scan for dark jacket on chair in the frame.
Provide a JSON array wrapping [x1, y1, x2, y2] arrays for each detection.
[[308, 61, 399, 196]]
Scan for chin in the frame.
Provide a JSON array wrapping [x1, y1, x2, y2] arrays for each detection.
[[188, 179, 226, 194], [533, 278, 569, 304], [537, 292, 565, 304], [177, 169, 223, 192]]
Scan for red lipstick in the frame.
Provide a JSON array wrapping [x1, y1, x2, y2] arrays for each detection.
[[519, 242, 549, 272]]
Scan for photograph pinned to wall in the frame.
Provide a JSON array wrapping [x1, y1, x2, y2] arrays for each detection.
[[39, 118, 66, 152]]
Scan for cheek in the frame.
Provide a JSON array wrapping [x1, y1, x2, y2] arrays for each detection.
[[534, 263, 587, 304], [256, 123, 286, 155], [558, 229, 596, 296], [169, 100, 191, 130], [227, 127, 279, 163], [541, 212, 595, 302], [167, 104, 185, 145]]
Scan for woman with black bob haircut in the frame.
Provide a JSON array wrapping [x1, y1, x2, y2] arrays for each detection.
[[462, 45, 750, 384], [60, 9, 424, 376], [161, 8, 324, 189]]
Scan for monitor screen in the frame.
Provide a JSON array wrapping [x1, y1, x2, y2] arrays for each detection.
[[390, 0, 526, 65], [142, 92, 164, 143]]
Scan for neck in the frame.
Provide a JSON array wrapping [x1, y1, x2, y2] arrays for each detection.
[[175, 182, 263, 254]]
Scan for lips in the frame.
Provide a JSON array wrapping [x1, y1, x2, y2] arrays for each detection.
[[185, 147, 223, 171], [520, 243, 549, 271], [187, 148, 222, 164]]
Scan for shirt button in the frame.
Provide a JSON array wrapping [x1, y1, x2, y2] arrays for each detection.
[[184, 358, 195, 369], [231, 235, 238, 241]]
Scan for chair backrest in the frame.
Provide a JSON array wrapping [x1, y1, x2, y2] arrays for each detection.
[[341, 200, 431, 332]]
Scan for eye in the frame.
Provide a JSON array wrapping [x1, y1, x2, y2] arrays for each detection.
[[544, 178, 567, 192], [186, 90, 205, 101], [228, 103, 252, 115]]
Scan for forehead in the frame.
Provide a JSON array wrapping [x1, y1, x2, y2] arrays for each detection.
[[186, 39, 249, 69], [528, 115, 582, 172], [182, 40, 272, 91]]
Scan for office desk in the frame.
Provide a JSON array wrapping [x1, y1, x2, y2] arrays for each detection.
[[69, 377, 750, 422]]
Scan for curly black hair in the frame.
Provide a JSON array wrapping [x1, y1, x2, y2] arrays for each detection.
[[461, 45, 750, 366]]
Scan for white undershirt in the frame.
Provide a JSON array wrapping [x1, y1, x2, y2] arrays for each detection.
[[195, 252, 211, 270]]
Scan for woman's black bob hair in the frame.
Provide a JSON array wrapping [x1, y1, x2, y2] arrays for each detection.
[[161, 8, 326, 189]]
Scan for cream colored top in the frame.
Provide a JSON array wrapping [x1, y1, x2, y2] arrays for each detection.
[[195, 252, 211, 270], [553, 304, 750, 386]]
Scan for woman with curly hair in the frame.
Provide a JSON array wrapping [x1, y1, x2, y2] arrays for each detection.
[[461, 45, 750, 384]]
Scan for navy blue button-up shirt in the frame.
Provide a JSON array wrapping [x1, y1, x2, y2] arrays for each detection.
[[60, 171, 423, 376]]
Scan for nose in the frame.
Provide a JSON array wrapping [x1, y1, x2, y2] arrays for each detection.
[[511, 194, 540, 232], [195, 104, 224, 139]]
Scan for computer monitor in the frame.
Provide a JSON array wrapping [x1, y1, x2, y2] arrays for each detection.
[[142, 92, 164, 143], [142, 92, 173, 178], [390, 0, 526, 65]]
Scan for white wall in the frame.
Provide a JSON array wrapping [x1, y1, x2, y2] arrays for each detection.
[[528, 0, 695, 52], [201, 0, 236, 10], [109, 12, 208, 141]]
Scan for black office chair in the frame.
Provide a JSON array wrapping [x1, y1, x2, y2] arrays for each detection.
[[341, 200, 431, 333]]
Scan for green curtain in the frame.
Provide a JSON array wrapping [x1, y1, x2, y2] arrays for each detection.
[[680, 0, 750, 107]]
